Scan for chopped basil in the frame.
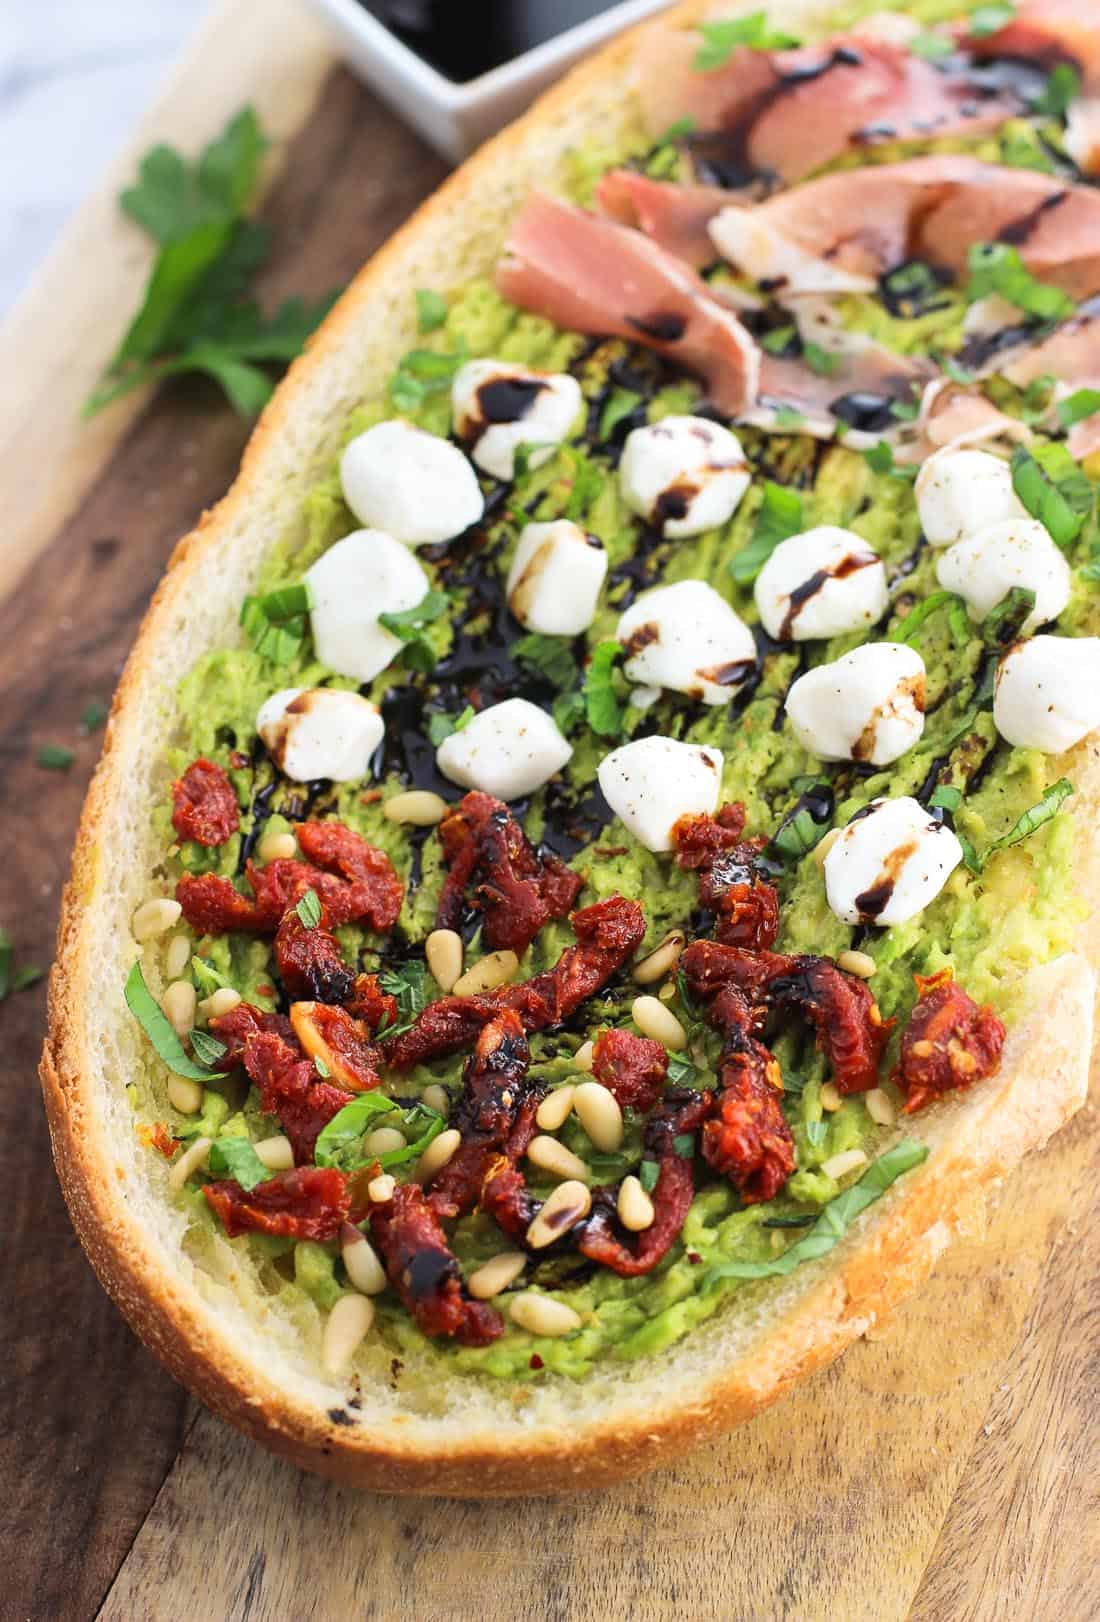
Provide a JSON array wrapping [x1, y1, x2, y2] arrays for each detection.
[[929, 785, 962, 813], [377, 961, 430, 1037], [772, 806, 830, 863], [760, 324, 797, 356], [666, 1052, 698, 1086], [513, 633, 579, 691], [982, 586, 1036, 648], [1030, 63, 1079, 119], [730, 481, 803, 583], [559, 446, 605, 521], [599, 387, 643, 441], [761, 1213, 817, 1229], [551, 688, 586, 736], [124, 961, 226, 1080], [190, 1029, 228, 1067], [984, 777, 1074, 864], [427, 704, 474, 746], [694, 12, 800, 70], [968, 3, 1015, 37], [240, 584, 310, 664], [415, 288, 448, 334], [895, 590, 970, 646], [584, 640, 626, 738], [313, 1094, 445, 1173], [700, 1140, 930, 1289], [388, 340, 468, 413], [1011, 445, 1092, 547], [207, 1136, 270, 1191], [1057, 388, 1100, 430], [295, 888, 321, 929], [379, 587, 451, 673], [802, 342, 838, 378], [639, 1158, 660, 1193], [672, 1132, 696, 1159], [966, 243, 1074, 323], [863, 441, 917, 483]]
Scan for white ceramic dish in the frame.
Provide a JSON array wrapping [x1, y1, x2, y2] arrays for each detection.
[[305, 0, 672, 161]]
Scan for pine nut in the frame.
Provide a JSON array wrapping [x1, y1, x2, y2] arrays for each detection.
[[415, 1127, 461, 1183], [322, 1293, 375, 1375], [254, 1135, 294, 1172], [617, 1175, 655, 1232], [425, 928, 463, 992], [367, 1174, 396, 1203], [815, 827, 841, 866], [865, 1088, 897, 1126], [468, 1250, 527, 1300], [820, 1082, 842, 1113], [658, 981, 676, 1002], [453, 950, 519, 997], [384, 789, 448, 826], [365, 1126, 407, 1157], [573, 1081, 623, 1152], [632, 995, 687, 1050], [133, 898, 182, 941], [525, 1181, 592, 1249], [164, 934, 191, 980], [168, 1135, 211, 1190], [257, 829, 297, 863], [573, 1040, 595, 1073], [536, 1085, 576, 1132], [162, 980, 197, 1037], [838, 949, 876, 979], [509, 1293, 582, 1337], [633, 930, 686, 985], [527, 1136, 589, 1182], [422, 1084, 450, 1118], [198, 986, 241, 1021], [822, 1148, 868, 1181], [340, 1222, 387, 1295], [167, 1075, 203, 1115]]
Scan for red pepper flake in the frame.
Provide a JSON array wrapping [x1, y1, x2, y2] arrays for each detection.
[[687, 1251, 702, 1265], [359, 789, 384, 804], [529, 1353, 544, 1370], [137, 1121, 177, 1157], [256, 984, 275, 998]]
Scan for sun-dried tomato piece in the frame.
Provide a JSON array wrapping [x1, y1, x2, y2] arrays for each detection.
[[479, 1158, 537, 1243], [577, 1089, 714, 1277], [437, 791, 583, 955], [896, 970, 1005, 1113], [274, 902, 355, 1005], [702, 1020, 795, 1204], [240, 1028, 353, 1162], [203, 1166, 350, 1240], [177, 872, 271, 934], [369, 1182, 503, 1346], [672, 802, 779, 951], [289, 1002, 384, 1092], [591, 1027, 668, 1112], [344, 973, 399, 1034], [385, 895, 646, 1069], [426, 1011, 542, 1221], [209, 1002, 295, 1066], [295, 821, 403, 932], [171, 758, 240, 848]]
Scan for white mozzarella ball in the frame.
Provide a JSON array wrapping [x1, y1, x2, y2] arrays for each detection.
[[597, 736, 724, 853], [339, 420, 484, 547], [305, 530, 430, 683], [935, 518, 1071, 634], [994, 634, 1100, 753], [824, 796, 963, 928], [754, 526, 888, 641], [436, 699, 572, 800], [915, 447, 1026, 549], [451, 359, 582, 480], [506, 520, 608, 635], [617, 580, 756, 706], [619, 415, 751, 539], [785, 642, 925, 766], [256, 687, 383, 782]]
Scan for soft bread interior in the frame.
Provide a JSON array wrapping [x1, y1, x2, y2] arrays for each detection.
[[42, 0, 1097, 1493]]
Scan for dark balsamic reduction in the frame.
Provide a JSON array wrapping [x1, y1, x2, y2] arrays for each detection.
[[477, 376, 546, 423], [357, 0, 627, 84], [828, 392, 898, 435]]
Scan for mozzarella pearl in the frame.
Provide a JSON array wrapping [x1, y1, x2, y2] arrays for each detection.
[[340, 420, 483, 547], [597, 736, 723, 853], [994, 635, 1100, 753], [619, 416, 751, 539], [617, 580, 755, 706], [915, 447, 1026, 549], [451, 359, 582, 480], [436, 699, 572, 800], [754, 526, 888, 642], [824, 797, 963, 927], [785, 642, 925, 766], [935, 518, 1071, 634], [304, 530, 430, 683], [506, 520, 608, 635], [256, 687, 384, 782]]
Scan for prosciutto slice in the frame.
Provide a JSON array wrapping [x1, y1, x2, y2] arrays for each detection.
[[964, 0, 1100, 92], [997, 306, 1100, 459], [595, 170, 733, 271], [633, 27, 1025, 181], [496, 189, 760, 413]]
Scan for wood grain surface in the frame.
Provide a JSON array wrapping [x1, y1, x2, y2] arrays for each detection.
[[3, 7, 1099, 1620]]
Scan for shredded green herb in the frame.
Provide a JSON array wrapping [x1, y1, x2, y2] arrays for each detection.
[[124, 961, 226, 1080]]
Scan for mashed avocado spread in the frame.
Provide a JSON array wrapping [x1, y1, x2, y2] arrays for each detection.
[[137, 0, 1100, 1383]]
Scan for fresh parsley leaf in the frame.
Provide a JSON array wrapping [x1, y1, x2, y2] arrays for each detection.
[[666, 1052, 698, 1086], [730, 481, 803, 583], [584, 640, 625, 738], [513, 633, 579, 691], [240, 588, 308, 664], [190, 1029, 228, 1067], [124, 961, 226, 1081], [863, 440, 918, 482], [207, 1136, 270, 1191], [694, 13, 800, 70], [1057, 387, 1100, 430], [968, 3, 1015, 37], [1011, 445, 1092, 546], [802, 342, 838, 377], [672, 1132, 696, 1159], [388, 341, 469, 413], [701, 1141, 930, 1288], [598, 387, 643, 441], [314, 1094, 445, 1172], [552, 688, 586, 736], [427, 704, 474, 746], [982, 586, 1036, 648], [379, 587, 451, 674], [1030, 62, 1080, 119], [295, 889, 322, 929], [639, 1158, 660, 1193], [415, 288, 448, 333], [36, 744, 75, 770], [966, 242, 1075, 323]]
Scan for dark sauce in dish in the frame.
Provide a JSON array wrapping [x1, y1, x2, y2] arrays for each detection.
[[358, 0, 631, 84]]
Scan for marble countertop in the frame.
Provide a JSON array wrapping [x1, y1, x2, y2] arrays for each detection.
[[1, 0, 213, 314]]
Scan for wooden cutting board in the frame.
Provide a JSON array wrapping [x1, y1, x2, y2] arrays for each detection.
[[3, 3, 1098, 1616]]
